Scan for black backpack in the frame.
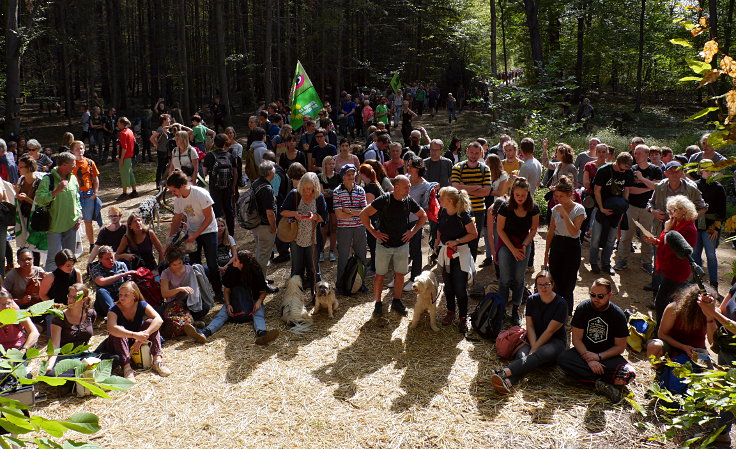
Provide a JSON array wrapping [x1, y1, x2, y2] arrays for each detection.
[[341, 255, 365, 295], [211, 150, 234, 190], [470, 291, 505, 339]]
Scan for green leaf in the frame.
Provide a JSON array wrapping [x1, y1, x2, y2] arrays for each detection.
[[0, 309, 22, 326], [0, 418, 32, 435], [0, 406, 32, 419], [72, 381, 108, 399], [92, 360, 112, 383], [53, 359, 86, 377], [684, 106, 719, 121], [3, 349, 25, 364], [95, 375, 134, 391], [671, 38, 693, 47], [0, 437, 11, 449], [28, 300, 54, 317], [23, 348, 39, 360], [30, 416, 67, 438], [62, 413, 100, 434], [0, 396, 29, 411], [35, 376, 69, 387], [62, 441, 102, 449], [679, 76, 703, 82], [686, 58, 714, 74]]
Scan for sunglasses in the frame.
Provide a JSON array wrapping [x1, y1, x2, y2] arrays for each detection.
[[589, 292, 608, 299]]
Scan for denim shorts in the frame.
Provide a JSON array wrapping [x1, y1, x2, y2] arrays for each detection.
[[79, 190, 103, 225], [374, 242, 409, 276]]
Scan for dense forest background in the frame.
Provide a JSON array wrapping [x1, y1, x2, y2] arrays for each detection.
[[0, 0, 730, 136]]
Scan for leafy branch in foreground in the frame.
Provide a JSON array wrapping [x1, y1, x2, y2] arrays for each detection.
[[0, 300, 133, 448]]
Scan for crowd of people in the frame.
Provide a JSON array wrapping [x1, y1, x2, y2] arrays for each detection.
[[0, 90, 732, 430]]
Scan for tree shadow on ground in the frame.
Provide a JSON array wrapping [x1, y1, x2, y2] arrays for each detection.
[[467, 339, 508, 419]]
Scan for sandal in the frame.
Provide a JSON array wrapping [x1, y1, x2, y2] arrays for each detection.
[[152, 359, 172, 377]]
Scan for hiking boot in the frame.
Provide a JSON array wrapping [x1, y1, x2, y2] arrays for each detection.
[[594, 380, 623, 403], [491, 372, 512, 394], [641, 263, 654, 275], [510, 306, 520, 326], [152, 359, 172, 377], [255, 329, 279, 345], [183, 323, 207, 344], [129, 190, 139, 198], [391, 298, 408, 316], [372, 301, 383, 317], [591, 264, 601, 274], [479, 257, 493, 267], [457, 316, 468, 334], [442, 311, 456, 326], [613, 261, 627, 271]]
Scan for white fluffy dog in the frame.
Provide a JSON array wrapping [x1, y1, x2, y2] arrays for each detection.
[[281, 275, 313, 329], [313, 281, 339, 318], [410, 271, 440, 331]]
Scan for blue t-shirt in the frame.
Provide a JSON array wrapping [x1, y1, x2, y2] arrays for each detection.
[[342, 101, 356, 115], [110, 301, 149, 332]]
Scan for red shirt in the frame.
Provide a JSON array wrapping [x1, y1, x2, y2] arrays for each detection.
[[655, 219, 697, 283], [118, 128, 136, 159], [383, 159, 403, 178]]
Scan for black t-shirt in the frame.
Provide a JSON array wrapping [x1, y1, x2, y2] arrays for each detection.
[[525, 293, 568, 342], [370, 192, 421, 247], [320, 173, 342, 210], [364, 182, 383, 200], [403, 144, 430, 159], [629, 163, 663, 208], [95, 225, 127, 248], [278, 151, 307, 172], [498, 202, 540, 245], [592, 163, 635, 202], [252, 178, 276, 225], [312, 144, 337, 168], [438, 209, 472, 243], [570, 300, 629, 354], [222, 265, 267, 302]]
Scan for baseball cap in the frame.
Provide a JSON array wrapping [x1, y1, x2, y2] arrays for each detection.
[[339, 164, 357, 176], [665, 161, 682, 170]]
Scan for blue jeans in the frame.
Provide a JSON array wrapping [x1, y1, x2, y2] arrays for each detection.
[[290, 243, 321, 289], [589, 219, 616, 268], [188, 231, 222, 296], [204, 286, 265, 335], [693, 230, 719, 286], [45, 226, 78, 271], [498, 244, 531, 306], [94, 288, 117, 318]]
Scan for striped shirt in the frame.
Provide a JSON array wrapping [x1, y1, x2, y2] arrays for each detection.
[[333, 184, 367, 228], [451, 161, 491, 212]]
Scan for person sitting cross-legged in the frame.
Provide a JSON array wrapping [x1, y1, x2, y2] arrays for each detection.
[[186, 250, 279, 346], [557, 278, 636, 403]]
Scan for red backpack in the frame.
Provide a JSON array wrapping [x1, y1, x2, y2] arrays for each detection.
[[427, 188, 440, 223], [132, 267, 164, 308], [495, 326, 528, 359]]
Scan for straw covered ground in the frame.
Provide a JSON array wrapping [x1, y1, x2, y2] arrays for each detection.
[[24, 112, 736, 448]]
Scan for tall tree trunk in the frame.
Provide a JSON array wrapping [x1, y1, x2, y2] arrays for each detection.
[[178, 0, 191, 117], [634, 0, 645, 112], [215, 0, 231, 123], [574, 0, 586, 104], [490, 0, 497, 76], [5, 0, 21, 137], [109, 0, 126, 109], [264, 0, 274, 103], [500, 0, 509, 84], [58, 2, 73, 124], [710, 0, 718, 40], [547, 8, 560, 53], [522, 0, 544, 73], [724, 0, 735, 55], [335, 7, 344, 105], [275, 0, 283, 100]]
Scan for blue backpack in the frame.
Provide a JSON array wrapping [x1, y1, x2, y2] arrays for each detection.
[[470, 292, 505, 339], [657, 353, 697, 395]]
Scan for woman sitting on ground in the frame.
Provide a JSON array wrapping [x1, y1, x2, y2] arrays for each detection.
[[91, 245, 136, 318], [215, 217, 237, 275], [87, 206, 127, 266], [159, 248, 212, 338], [4, 248, 45, 307], [46, 284, 98, 375], [39, 250, 82, 305], [0, 289, 39, 352], [491, 270, 567, 394], [115, 213, 165, 272], [104, 281, 170, 380], [647, 284, 716, 365], [187, 250, 279, 345]]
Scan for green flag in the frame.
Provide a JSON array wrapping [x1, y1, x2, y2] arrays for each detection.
[[289, 60, 323, 131], [390, 71, 402, 94]]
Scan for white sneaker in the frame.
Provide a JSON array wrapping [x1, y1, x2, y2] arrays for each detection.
[[387, 279, 395, 288], [403, 281, 414, 292]]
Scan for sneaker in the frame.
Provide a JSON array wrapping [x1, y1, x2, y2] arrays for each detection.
[[613, 261, 627, 271], [129, 191, 139, 198], [152, 360, 172, 377], [479, 258, 493, 267], [591, 264, 601, 274], [272, 254, 290, 264], [116, 193, 129, 201], [254, 329, 279, 345], [329, 251, 336, 262], [123, 366, 136, 382], [387, 279, 395, 288], [183, 323, 207, 344], [594, 380, 623, 403], [510, 306, 520, 326], [491, 373, 512, 394], [442, 310, 456, 325], [641, 263, 654, 275], [457, 316, 468, 334], [403, 281, 414, 292], [602, 265, 615, 275], [319, 252, 325, 262], [372, 301, 383, 317], [391, 299, 408, 316]]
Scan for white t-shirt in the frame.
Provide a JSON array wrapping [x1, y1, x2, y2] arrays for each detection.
[[173, 185, 218, 235], [171, 146, 199, 171], [552, 202, 586, 238]]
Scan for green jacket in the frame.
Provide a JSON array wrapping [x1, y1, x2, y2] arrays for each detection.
[[34, 168, 82, 233]]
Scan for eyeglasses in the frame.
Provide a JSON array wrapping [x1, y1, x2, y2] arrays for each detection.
[[589, 292, 608, 299], [537, 282, 552, 288], [315, 135, 325, 138]]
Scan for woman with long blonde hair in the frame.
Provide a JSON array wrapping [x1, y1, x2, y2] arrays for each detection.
[[436, 186, 478, 333]]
